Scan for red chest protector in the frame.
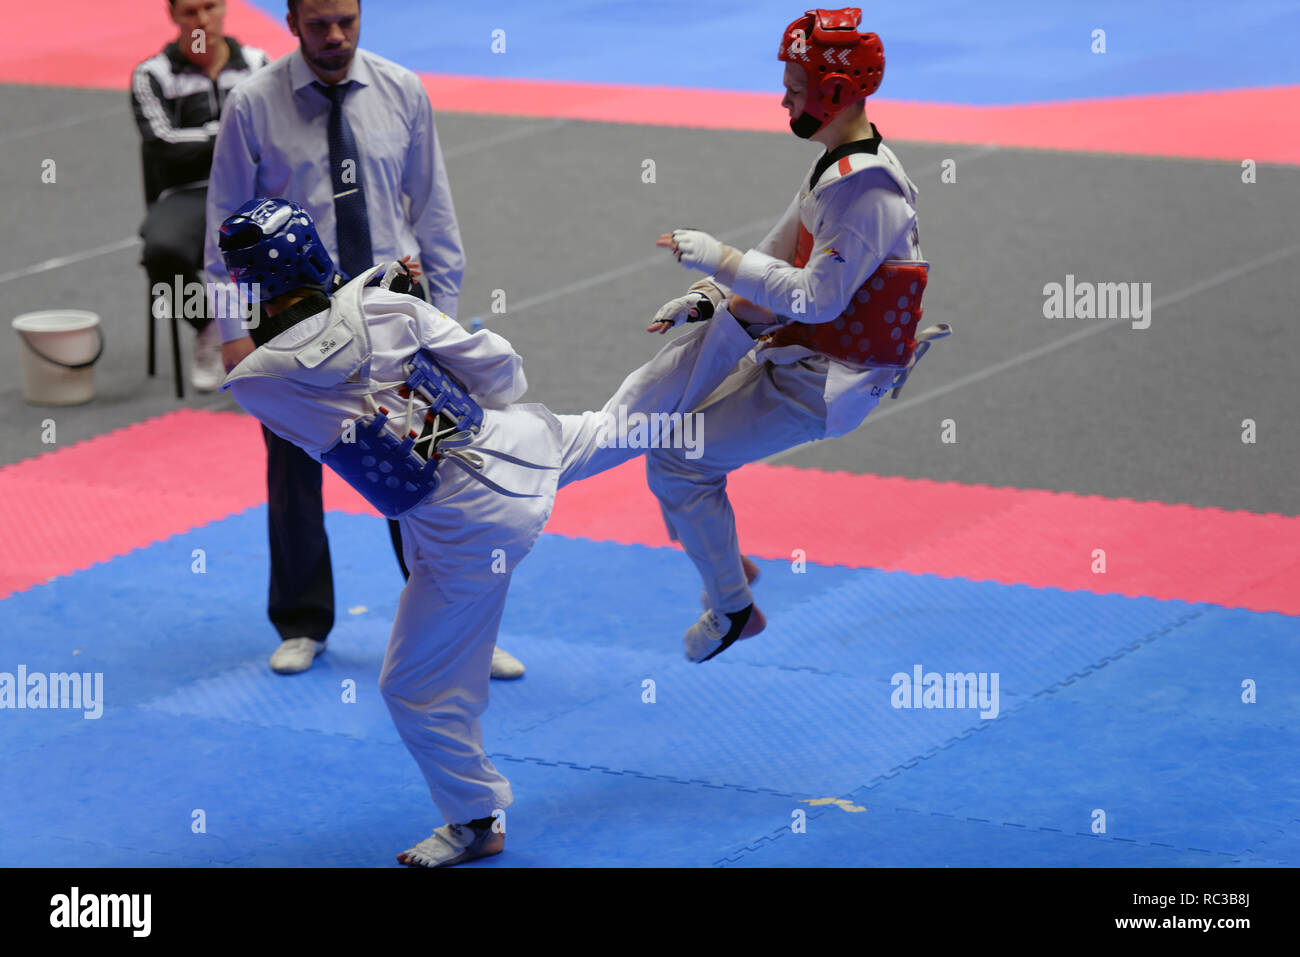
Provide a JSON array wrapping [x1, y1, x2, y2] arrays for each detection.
[[766, 224, 929, 368]]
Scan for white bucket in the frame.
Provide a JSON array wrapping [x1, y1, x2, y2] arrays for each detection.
[[11, 310, 104, 406]]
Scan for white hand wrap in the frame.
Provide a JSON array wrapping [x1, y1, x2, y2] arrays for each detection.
[[653, 291, 713, 328], [669, 228, 725, 274]]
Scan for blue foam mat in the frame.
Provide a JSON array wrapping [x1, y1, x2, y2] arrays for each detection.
[[2, 507, 1295, 866], [245, 0, 1300, 104], [824, 609, 1300, 865], [717, 804, 1272, 868]]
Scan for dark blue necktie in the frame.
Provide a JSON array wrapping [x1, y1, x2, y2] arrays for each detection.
[[316, 81, 372, 280]]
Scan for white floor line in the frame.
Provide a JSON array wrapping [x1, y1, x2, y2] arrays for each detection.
[[477, 144, 1002, 319], [762, 239, 1300, 463], [0, 236, 141, 287], [0, 105, 130, 145], [442, 117, 570, 159], [0, 119, 570, 291]]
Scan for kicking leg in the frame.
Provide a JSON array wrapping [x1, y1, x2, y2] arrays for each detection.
[[555, 308, 755, 489]]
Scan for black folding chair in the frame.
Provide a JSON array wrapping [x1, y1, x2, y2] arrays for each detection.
[[142, 161, 185, 399]]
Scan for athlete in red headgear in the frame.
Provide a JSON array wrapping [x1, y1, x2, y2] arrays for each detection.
[[646, 8, 950, 663]]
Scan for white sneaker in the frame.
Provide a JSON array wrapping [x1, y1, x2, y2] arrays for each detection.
[[684, 605, 766, 663], [491, 646, 525, 680], [269, 637, 326, 674], [191, 321, 224, 393], [396, 823, 505, 868]]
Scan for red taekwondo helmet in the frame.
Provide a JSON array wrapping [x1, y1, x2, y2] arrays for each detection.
[[778, 8, 884, 138]]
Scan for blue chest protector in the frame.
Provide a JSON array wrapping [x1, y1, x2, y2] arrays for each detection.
[[320, 350, 485, 518]]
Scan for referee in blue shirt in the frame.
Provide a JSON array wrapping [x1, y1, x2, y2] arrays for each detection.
[[204, 0, 524, 679]]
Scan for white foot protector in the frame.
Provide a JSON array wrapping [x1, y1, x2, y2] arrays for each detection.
[[684, 605, 766, 663], [490, 646, 525, 680], [396, 823, 505, 868]]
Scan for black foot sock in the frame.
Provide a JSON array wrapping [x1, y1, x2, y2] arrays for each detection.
[[700, 604, 754, 662]]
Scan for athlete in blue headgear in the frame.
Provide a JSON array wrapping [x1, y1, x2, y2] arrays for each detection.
[[217, 197, 756, 867]]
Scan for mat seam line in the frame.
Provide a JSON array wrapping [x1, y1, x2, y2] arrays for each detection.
[[714, 608, 1211, 865]]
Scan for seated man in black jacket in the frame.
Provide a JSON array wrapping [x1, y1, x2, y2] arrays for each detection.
[[131, 0, 270, 391]]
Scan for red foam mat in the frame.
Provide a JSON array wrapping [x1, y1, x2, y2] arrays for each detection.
[[2, 0, 1297, 165], [0, 0, 296, 89], [412, 76, 1300, 166], [545, 461, 1300, 616], [0, 412, 262, 597], [2, 409, 1296, 615]]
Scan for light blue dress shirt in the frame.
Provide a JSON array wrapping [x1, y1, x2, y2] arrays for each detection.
[[205, 47, 465, 340]]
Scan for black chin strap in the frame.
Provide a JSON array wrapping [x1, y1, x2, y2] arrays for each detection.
[[790, 112, 824, 139]]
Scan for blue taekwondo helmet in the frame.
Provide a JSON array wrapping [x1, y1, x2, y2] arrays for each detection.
[[218, 198, 335, 302]]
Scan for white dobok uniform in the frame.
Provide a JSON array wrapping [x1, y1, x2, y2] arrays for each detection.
[[647, 133, 927, 617], [223, 265, 754, 824]]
